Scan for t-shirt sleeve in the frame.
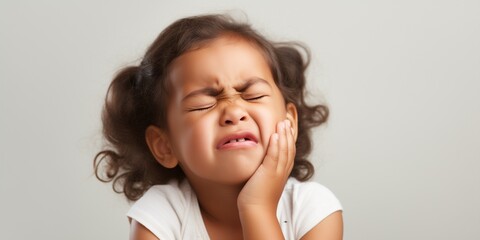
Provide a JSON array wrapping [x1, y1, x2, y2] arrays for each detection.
[[126, 186, 183, 240], [293, 182, 343, 238]]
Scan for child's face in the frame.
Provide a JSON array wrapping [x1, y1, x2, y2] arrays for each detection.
[[164, 36, 296, 185]]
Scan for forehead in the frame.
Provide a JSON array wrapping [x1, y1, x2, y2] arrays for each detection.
[[167, 36, 274, 94]]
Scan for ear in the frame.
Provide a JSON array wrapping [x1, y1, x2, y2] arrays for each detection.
[[286, 103, 298, 141], [145, 125, 178, 169]]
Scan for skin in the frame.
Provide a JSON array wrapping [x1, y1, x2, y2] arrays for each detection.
[[134, 36, 343, 240]]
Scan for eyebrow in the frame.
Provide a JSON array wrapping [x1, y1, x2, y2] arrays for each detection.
[[181, 86, 224, 102], [234, 77, 271, 92], [181, 77, 271, 102]]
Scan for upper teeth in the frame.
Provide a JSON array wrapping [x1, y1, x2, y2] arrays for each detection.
[[228, 138, 246, 143]]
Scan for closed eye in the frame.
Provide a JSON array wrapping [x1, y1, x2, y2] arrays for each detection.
[[187, 104, 216, 112], [245, 95, 267, 101]]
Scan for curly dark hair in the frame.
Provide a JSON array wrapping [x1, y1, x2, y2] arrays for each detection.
[[94, 14, 329, 201]]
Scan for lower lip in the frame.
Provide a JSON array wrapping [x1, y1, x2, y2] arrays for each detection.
[[217, 141, 257, 150]]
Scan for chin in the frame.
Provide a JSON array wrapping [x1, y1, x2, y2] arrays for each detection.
[[219, 174, 255, 186], [222, 161, 261, 185], [211, 149, 264, 185]]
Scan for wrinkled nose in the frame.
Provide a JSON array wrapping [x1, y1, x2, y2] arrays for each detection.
[[220, 103, 248, 126]]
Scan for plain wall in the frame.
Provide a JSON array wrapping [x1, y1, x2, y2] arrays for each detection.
[[1, 1, 479, 239]]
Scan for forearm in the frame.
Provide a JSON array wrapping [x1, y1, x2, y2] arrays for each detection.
[[239, 207, 284, 240]]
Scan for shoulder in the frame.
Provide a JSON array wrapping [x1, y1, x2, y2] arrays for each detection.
[[136, 179, 191, 205], [280, 178, 343, 238], [284, 178, 342, 207], [287, 178, 341, 203], [129, 179, 191, 219], [127, 179, 193, 239]]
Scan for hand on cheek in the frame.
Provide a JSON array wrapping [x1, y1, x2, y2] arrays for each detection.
[[237, 119, 296, 212]]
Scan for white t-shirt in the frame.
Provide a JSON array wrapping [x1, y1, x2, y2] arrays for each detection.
[[127, 178, 342, 239]]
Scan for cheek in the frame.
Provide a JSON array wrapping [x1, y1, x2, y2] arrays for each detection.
[[187, 118, 214, 148], [169, 112, 216, 160], [253, 104, 287, 146]]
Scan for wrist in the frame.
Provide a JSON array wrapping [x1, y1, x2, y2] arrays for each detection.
[[238, 204, 279, 227], [237, 199, 278, 214], [238, 206, 284, 240]]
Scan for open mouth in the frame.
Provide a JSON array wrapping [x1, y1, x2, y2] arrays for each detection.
[[217, 133, 258, 149], [224, 137, 253, 145]]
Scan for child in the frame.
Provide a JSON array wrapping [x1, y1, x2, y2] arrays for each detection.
[[95, 14, 343, 240]]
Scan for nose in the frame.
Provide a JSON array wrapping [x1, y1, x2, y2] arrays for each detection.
[[219, 102, 248, 126]]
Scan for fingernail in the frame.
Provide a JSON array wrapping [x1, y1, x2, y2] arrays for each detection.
[[285, 120, 290, 128], [273, 133, 279, 140], [279, 121, 285, 130]]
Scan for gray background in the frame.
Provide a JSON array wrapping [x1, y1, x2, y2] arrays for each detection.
[[1, 1, 479, 239]]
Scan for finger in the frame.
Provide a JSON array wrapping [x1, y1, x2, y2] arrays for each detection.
[[280, 120, 290, 172], [285, 120, 296, 176], [277, 120, 288, 173], [262, 132, 279, 170]]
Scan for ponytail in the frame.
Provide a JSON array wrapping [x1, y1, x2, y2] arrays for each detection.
[[94, 66, 182, 201]]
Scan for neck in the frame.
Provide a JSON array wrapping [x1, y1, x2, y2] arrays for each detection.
[[188, 178, 244, 227]]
